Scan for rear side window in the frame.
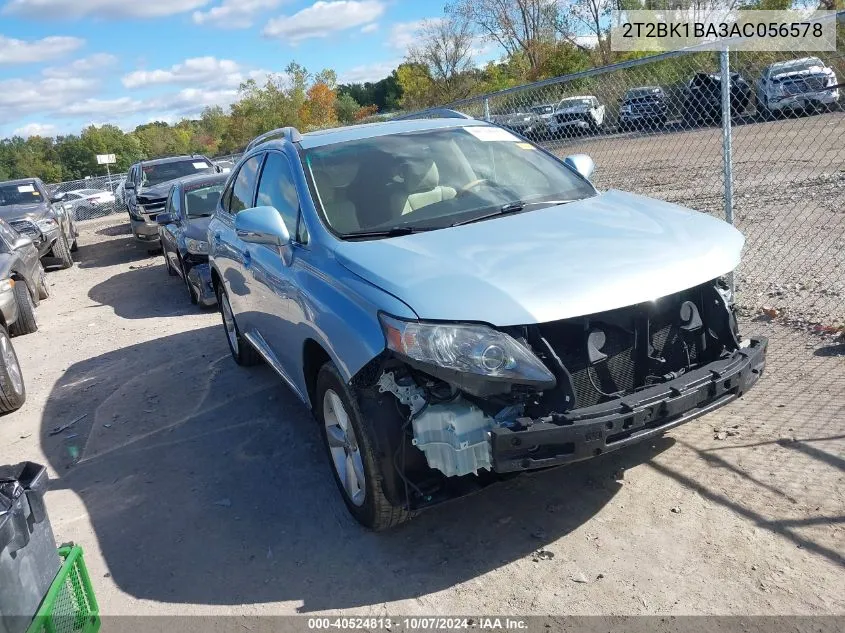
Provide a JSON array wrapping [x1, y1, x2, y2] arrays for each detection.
[[228, 155, 263, 213]]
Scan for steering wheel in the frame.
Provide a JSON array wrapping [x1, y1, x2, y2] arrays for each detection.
[[457, 178, 491, 196]]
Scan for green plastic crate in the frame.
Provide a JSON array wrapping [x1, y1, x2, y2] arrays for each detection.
[[25, 545, 100, 633]]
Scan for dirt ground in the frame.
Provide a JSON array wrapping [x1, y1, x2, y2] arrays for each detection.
[[3, 111, 844, 619]]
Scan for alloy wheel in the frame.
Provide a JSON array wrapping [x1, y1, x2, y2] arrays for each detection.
[[323, 389, 366, 507]]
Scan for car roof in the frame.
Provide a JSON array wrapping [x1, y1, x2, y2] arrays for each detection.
[[559, 95, 595, 100], [297, 117, 491, 150], [138, 155, 212, 167], [173, 172, 228, 188]]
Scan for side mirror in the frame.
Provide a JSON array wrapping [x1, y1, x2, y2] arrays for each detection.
[[49, 192, 66, 204], [563, 154, 595, 181], [12, 235, 33, 250], [124, 182, 136, 191], [156, 213, 176, 225], [235, 206, 291, 247]]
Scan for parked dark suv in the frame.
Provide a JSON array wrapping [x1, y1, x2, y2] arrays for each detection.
[[619, 86, 668, 130], [124, 156, 217, 245], [682, 72, 752, 125]]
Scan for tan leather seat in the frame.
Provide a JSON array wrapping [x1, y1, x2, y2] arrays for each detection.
[[312, 158, 360, 232], [392, 159, 456, 216]]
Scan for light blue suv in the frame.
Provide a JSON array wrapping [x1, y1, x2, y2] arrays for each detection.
[[208, 115, 766, 530]]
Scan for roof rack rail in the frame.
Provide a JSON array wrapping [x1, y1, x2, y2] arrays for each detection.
[[246, 127, 303, 152], [394, 108, 474, 121]]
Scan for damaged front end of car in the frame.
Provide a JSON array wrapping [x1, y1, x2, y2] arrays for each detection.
[[353, 277, 767, 511]]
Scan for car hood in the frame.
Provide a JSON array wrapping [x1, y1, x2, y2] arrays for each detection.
[[185, 216, 212, 241], [138, 180, 180, 201], [333, 189, 745, 327], [772, 67, 832, 80], [0, 203, 50, 222]]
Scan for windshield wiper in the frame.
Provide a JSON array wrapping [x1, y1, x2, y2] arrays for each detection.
[[343, 226, 435, 239], [450, 200, 575, 227]]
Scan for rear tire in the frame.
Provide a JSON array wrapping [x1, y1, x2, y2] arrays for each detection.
[[217, 285, 261, 366], [9, 283, 37, 337], [0, 325, 25, 413], [51, 234, 74, 269], [315, 362, 411, 531]]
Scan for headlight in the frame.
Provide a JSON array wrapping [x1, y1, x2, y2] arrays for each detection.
[[621, 105, 631, 113], [186, 238, 209, 255], [0, 279, 14, 293], [379, 314, 556, 388], [35, 218, 58, 231]]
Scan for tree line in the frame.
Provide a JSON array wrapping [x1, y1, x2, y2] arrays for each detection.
[[1, 0, 835, 184]]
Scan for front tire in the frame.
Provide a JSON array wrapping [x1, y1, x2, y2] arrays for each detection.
[[0, 325, 25, 413], [216, 285, 261, 366], [181, 259, 198, 305], [9, 283, 37, 336], [315, 362, 411, 531], [51, 234, 74, 269], [37, 266, 49, 301]]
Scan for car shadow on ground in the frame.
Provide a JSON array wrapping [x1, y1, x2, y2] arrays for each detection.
[[75, 227, 152, 270], [40, 324, 675, 612], [88, 264, 201, 319]]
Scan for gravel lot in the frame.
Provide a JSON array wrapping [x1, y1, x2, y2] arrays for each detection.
[[3, 113, 844, 619]]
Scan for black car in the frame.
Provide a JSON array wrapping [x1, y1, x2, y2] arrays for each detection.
[[619, 86, 668, 130], [156, 172, 227, 306], [682, 72, 752, 125], [124, 155, 218, 246]]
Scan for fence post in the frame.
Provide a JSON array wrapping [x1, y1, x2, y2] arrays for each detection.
[[719, 46, 735, 292], [483, 96, 491, 122]]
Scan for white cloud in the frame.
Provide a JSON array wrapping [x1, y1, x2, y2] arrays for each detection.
[[0, 76, 98, 122], [338, 59, 398, 84], [263, 0, 385, 44], [2, 0, 209, 18], [386, 19, 433, 54], [192, 0, 280, 28], [122, 57, 262, 89], [42, 54, 118, 78], [0, 35, 84, 65], [360, 22, 378, 33], [13, 122, 59, 138]]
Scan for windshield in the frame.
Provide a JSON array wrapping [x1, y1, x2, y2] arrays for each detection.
[[184, 183, 224, 218], [530, 105, 554, 114], [626, 88, 661, 100], [0, 182, 44, 207], [303, 126, 595, 237], [142, 160, 212, 187], [558, 98, 593, 108], [772, 58, 824, 76]]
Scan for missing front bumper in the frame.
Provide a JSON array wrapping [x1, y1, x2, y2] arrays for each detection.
[[490, 338, 767, 473]]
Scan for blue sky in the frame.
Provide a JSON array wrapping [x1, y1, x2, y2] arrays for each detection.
[[0, 0, 497, 139]]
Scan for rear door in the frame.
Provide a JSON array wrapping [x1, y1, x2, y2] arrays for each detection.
[[211, 153, 265, 326]]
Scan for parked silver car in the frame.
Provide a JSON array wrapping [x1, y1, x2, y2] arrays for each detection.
[[209, 117, 766, 530], [0, 178, 76, 269], [0, 218, 48, 337]]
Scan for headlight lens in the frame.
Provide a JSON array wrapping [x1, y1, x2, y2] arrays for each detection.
[[379, 314, 556, 384], [35, 218, 58, 231], [186, 238, 209, 255]]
